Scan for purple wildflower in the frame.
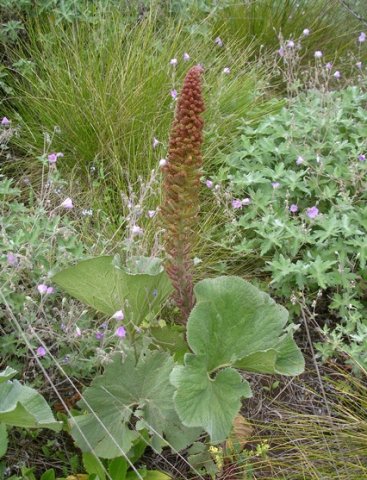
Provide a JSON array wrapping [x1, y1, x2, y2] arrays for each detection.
[[215, 37, 223, 47], [36, 346, 46, 357], [358, 32, 366, 43], [303, 28, 310, 36], [231, 199, 242, 209], [159, 158, 167, 167], [112, 310, 124, 321], [95, 331, 104, 340], [170, 89, 178, 100], [356, 61, 362, 69], [358, 154, 366, 162], [296, 155, 304, 165], [272, 182, 280, 189], [205, 179, 213, 188], [60, 197, 73, 209], [333, 71, 341, 79], [148, 210, 156, 218], [170, 58, 178, 66], [131, 225, 143, 236], [325, 62, 333, 70], [7, 252, 17, 266], [242, 198, 251, 205], [278, 47, 285, 57], [48, 152, 63, 164], [153, 137, 160, 149], [306, 206, 319, 219], [37, 284, 48, 295], [314, 51, 323, 59], [115, 326, 126, 338], [286, 40, 295, 48], [75, 326, 82, 337], [223, 67, 230, 74], [290, 204, 298, 213], [1, 117, 10, 125], [183, 52, 190, 61]]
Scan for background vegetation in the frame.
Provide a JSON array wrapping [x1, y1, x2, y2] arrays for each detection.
[[1, 0, 367, 478]]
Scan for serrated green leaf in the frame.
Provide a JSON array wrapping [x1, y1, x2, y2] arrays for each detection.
[[171, 276, 304, 443], [53, 256, 172, 324], [70, 350, 201, 459], [82, 453, 106, 480], [0, 367, 17, 383], [235, 335, 304, 376], [0, 380, 61, 432], [171, 357, 251, 443]]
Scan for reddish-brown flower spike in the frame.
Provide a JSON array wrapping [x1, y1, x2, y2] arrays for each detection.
[[160, 65, 205, 323]]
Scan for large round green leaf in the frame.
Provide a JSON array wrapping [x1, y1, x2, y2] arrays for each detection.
[[70, 350, 201, 459], [171, 276, 304, 443], [53, 256, 172, 324]]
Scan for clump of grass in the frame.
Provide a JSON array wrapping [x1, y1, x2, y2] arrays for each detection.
[[211, 0, 366, 65], [4, 7, 278, 223]]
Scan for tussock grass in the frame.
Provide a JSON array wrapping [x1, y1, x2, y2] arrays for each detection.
[[5, 8, 278, 222]]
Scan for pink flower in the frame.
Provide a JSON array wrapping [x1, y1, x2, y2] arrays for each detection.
[[112, 310, 124, 321], [358, 32, 366, 43], [115, 326, 126, 338], [95, 331, 104, 340], [231, 199, 242, 209], [36, 346, 46, 357], [183, 52, 190, 61], [7, 252, 17, 266], [314, 51, 323, 58], [325, 62, 333, 70], [170, 58, 178, 66], [1, 117, 10, 125], [46, 287, 54, 294], [290, 204, 298, 213], [205, 179, 213, 188], [153, 137, 160, 149], [306, 206, 319, 219], [223, 67, 230, 74], [48, 152, 64, 164], [170, 89, 178, 100], [61, 197, 73, 209], [131, 225, 143, 236], [37, 284, 48, 294], [215, 37, 223, 47]]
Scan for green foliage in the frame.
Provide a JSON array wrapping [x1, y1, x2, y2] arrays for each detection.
[[214, 86, 367, 370], [70, 349, 201, 458], [5, 8, 278, 222], [0, 367, 61, 459], [0, 175, 107, 380], [171, 276, 304, 443], [53, 256, 172, 325], [212, 0, 365, 64], [82, 441, 172, 480]]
